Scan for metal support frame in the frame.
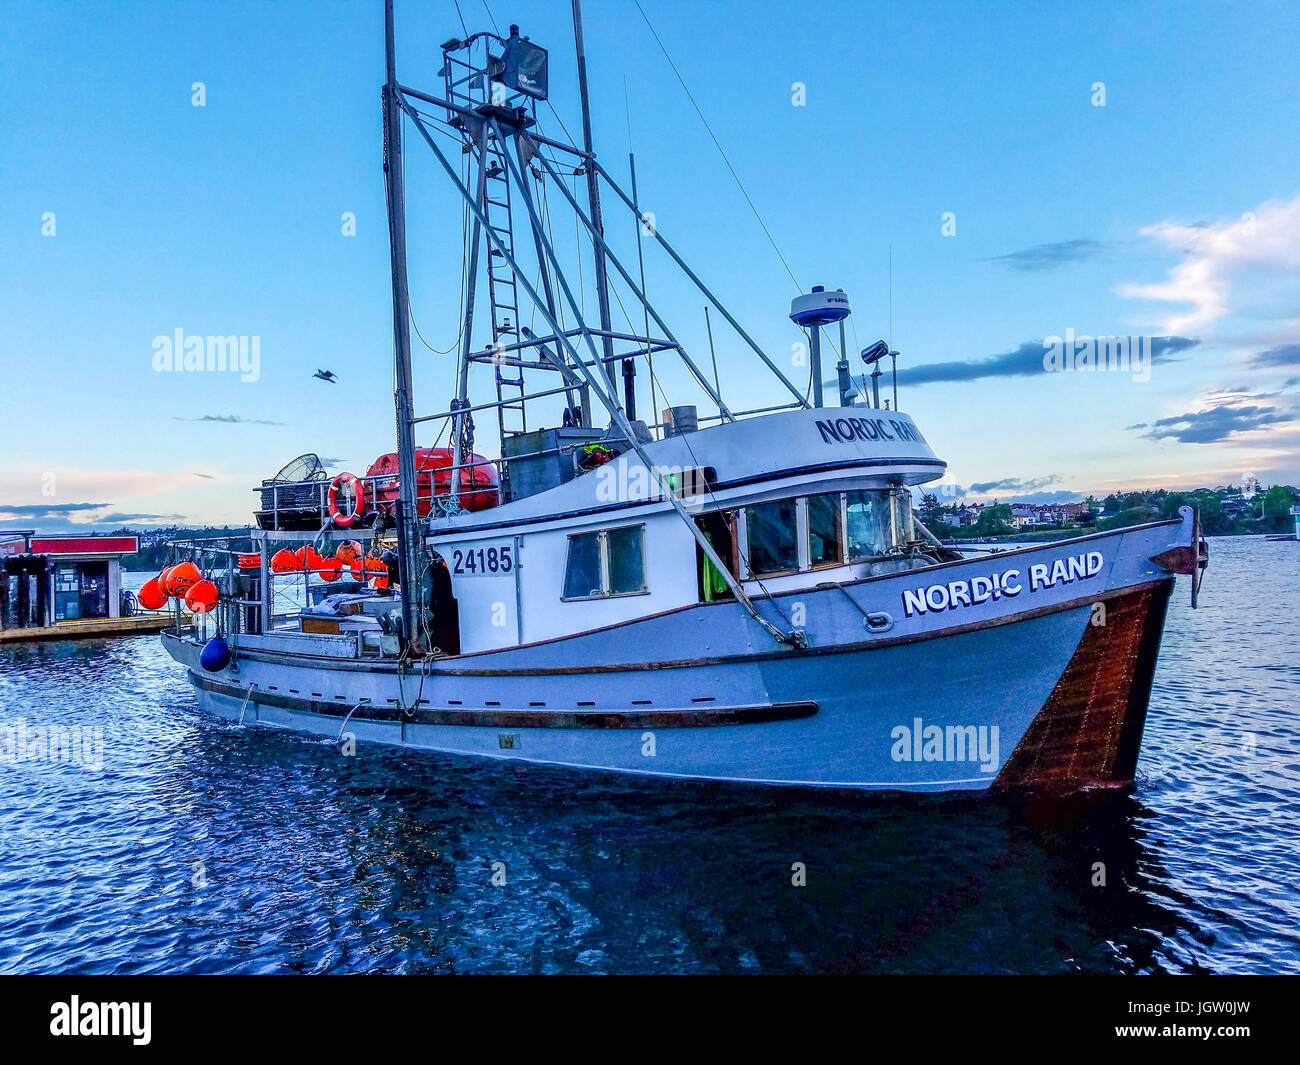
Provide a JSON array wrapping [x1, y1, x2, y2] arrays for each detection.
[[401, 102, 801, 648], [592, 159, 810, 409], [450, 120, 490, 511], [531, 145, 734, 421]]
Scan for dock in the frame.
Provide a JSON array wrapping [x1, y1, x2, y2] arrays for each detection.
[[0, 614, 173, 644]]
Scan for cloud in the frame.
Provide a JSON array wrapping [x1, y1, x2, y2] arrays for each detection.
[[893, 335, 1198, 386], [98, 512, 187, 523], [1139, 398, 1292, 444], [1009, 490, 1089, 504], [0, 467, 222, 502], [1119, 194, 1300, 333], [1250, 343, 1300, 369], [985, 238, 1106, 272], [968, 475, 1062, 494], [172, 414, 287, 426], [0, 502, 112, 519], [317, 457, 348, 466]]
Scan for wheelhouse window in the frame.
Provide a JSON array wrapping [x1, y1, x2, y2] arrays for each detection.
[[846, 490, 892, 559], [806, 492, 844, 568], [745, 499, 799, 577], [736, 489, 918, 578], [562, 524, 647, 600], [847, 488, 914, 559]]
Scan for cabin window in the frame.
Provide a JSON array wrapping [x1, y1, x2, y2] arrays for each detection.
[[846, 490, 893, 559], [745, 499, 799, 577], [606, 525, 646, 595], [563, 531, 603, 598], [847, 487, 915, 559], [562, 524, 647, 600], [806, 493, 844, 568]]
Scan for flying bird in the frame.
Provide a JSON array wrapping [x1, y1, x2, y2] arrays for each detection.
[[313, 369, 337, 383]]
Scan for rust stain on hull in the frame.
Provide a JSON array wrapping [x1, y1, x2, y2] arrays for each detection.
[[994, 580, 1172, 792]]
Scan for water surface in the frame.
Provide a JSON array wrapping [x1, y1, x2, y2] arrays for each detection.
[[0, 536, 1296, 973]]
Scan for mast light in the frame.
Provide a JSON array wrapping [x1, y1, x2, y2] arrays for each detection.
[[493, 25, 549, 100]]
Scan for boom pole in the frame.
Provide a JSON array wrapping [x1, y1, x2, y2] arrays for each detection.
[[383, 0, 425, 653]]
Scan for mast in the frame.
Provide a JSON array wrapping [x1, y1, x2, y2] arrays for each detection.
[[571, 0, 630, 417], [383, 0, 425, 652]]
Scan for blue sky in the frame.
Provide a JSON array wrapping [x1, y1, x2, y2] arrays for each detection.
[[2, 0, 1298, 529]]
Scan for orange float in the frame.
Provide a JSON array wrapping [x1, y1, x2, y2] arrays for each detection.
[[157, 565, 176, 596], [185, 580, 219, 614], [271, 549, 299, 573], [335, 540, 363, 565], [318, 558, 342, 582], [165, 561, 201, 597], [348, 557, 389, 583], [138, 577, 167, 610]]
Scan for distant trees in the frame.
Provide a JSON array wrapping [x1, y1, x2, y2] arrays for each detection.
[[115, 526, 255, 571], [975, 503, 1013, 535], [927, 483, 1297, 543], [1262, 486, 1297, 530], [918, 493, 944, 526]]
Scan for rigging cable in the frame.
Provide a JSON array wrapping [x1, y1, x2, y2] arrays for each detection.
[[402, 110, 472, 356], [631, 0, 801, 291]]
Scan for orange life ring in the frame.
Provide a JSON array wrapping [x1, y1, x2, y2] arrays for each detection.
[[328, 472, 366, 529]]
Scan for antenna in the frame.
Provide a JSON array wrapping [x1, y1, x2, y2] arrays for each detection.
[[703, 306, 722, 417], [571, 0, 626, 415]]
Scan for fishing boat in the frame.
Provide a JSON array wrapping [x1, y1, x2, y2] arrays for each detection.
[[160, 1, 1208, 793]]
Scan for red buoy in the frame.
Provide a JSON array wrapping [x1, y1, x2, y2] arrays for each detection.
[[166, 561, 201, 597], [138, 577, 167, 610], [271, 549, 298, 573], [185, 580, 219, 614]]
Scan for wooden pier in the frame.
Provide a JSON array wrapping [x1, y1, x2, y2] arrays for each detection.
[[0, 615, 173, 644]]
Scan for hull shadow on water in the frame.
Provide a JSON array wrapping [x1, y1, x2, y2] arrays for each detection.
[[154, 721, 1208, 974]]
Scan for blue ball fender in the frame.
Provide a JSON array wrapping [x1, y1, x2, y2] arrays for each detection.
[[199, 636, 232, 672]]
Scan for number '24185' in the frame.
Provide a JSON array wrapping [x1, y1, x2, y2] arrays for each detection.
[[450, 543, 513, 576]]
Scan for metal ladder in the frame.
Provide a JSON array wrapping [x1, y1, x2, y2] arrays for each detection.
[[481, 130, 527, 438]]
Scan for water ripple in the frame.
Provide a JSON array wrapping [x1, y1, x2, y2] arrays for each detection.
[[0, 535, 1296, 973]]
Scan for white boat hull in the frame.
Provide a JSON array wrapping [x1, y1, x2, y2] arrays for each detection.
[[162, 515, 1195, 794]]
